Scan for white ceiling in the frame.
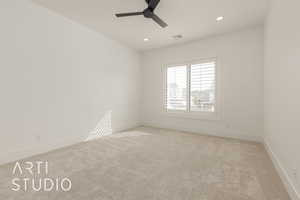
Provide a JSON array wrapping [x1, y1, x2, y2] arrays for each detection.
[[33, 0, 268, 51]]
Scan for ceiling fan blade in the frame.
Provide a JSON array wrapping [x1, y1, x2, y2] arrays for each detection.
[[151, 14, 168, 28], [115, 12, 143, 17], [148, 0, 160, 10]]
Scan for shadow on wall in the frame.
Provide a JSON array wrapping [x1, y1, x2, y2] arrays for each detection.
[[85, 110, 112, 141]]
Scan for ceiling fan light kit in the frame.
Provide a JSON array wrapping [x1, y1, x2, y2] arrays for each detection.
[[115, 0, 168, 28]]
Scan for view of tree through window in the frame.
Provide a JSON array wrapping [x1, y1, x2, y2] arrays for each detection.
[[166, 60, 216, 113]]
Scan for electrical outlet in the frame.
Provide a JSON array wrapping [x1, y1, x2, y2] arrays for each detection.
[[292, 168, 298, 182], [35, 135, 41, 141]]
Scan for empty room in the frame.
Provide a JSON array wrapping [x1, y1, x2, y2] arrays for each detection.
[[1, 0, 299, 199]]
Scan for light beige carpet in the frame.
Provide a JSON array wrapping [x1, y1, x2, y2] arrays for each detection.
[[0, 127, 290, 200]]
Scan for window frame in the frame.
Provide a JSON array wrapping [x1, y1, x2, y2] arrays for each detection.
[[162, 58, 221, 120]]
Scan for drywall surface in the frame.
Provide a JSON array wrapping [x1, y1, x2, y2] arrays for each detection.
[[264, 0, 300, 198], [141, 27, 264, 141], [0, 0, 140, 164]]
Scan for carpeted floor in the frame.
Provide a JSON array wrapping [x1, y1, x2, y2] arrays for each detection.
[[0, 127, 290, 200]]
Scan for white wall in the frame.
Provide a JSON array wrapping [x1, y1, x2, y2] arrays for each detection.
[[264, 0, 300, 198], [0, 0, 140, 164], [141, 27, 264, 141]]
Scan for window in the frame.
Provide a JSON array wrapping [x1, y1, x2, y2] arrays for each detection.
[[164, 59, 217, 117], [166, 66, 187, 111], [190, 62, 215, 112]]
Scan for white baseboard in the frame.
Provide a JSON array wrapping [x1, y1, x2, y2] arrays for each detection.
[[0, 136, 82, 166], [0, 125, 140, 166], [141, 123, 262, 142], [264, 140, 300, 200]]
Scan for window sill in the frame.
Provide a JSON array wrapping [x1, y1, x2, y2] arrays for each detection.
[[163, 110, 221, 121]]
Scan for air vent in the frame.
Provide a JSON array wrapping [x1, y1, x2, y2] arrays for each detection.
[[172, 35, 183, 39]]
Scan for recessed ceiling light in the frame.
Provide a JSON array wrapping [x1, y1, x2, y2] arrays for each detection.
[[216, 16, 224, 21], [143, 38, 149, 42], [172, 34, 183, 39]]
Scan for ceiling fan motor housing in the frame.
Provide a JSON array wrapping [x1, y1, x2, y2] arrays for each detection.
[[143, 8, 154, 18]]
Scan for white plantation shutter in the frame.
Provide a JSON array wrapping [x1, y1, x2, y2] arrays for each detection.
[[165, 59, 217, 114], [166, 66, 187, 111], [190, 62, 216, 112]]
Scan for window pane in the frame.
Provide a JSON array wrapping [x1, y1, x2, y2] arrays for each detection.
[[167, 66, 187, 111], [190, 62, 216, 112]]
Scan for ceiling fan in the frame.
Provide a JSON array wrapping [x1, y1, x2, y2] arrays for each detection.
[[115, 0, 168, 28]]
